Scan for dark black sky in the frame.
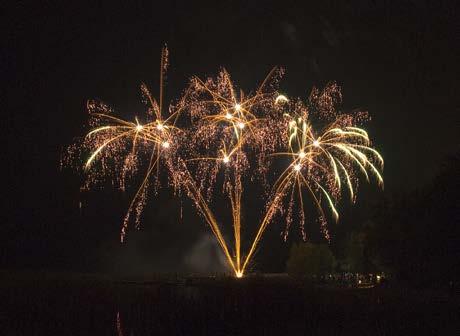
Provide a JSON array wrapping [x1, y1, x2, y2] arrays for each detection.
[[3, 1, 459, 273]]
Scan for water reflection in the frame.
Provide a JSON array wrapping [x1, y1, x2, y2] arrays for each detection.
[[3, 275, 454, 335]]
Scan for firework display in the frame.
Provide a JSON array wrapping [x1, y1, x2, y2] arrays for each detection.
[[66, 48, 383, 277]]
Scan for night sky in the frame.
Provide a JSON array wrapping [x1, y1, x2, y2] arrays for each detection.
[[3, 1, 458, 273]]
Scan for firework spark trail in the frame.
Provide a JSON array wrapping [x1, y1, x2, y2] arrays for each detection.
[[116, 311, 124, 336], [66, 48, 383, 277], [168, 156, 237, 272], [177, 67, 284, 275], [241, 96, 384, 273]]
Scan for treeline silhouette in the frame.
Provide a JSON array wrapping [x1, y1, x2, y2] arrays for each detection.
[[342, 151, 459, 287]]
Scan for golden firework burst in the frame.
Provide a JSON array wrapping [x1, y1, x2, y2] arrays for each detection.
[[65, 49, 383, 278]]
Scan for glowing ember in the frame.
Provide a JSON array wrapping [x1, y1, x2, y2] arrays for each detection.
[[275, 94, 289, 104]]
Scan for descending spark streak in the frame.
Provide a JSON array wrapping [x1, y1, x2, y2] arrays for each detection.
[[85, 131, 132, 169], [66, 49, 383, 277]]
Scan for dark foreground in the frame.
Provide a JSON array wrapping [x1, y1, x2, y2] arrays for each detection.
[[1, 271, 458, 335]]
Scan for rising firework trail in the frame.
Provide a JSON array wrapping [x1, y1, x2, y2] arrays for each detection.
[[65, 48, 383, 277]]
